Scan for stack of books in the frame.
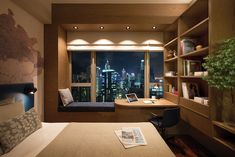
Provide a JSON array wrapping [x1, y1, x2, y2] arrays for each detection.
[[115, 127, 147, 148]]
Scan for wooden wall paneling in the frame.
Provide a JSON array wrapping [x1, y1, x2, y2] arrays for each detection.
[[180, 106, 212, 137], [144, 52, 150, 98], [91, 51, 96, 102], [209, 0, 235, 121], [44, 24, 59, 121], [58, 26, 70, 89]]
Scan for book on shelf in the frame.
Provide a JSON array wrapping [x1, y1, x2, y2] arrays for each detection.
[[180, 39, 196, 55], [183, 60, 202, 76], [165, 71, 176, 76], [182, 82, 200, 99], [194, 97, 208, 105], [115, 127, 147, 149]]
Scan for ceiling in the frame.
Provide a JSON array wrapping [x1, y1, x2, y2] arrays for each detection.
[[11, 0, 193, 32]]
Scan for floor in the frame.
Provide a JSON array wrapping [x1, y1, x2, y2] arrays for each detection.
[[167, 135, 215, 157]]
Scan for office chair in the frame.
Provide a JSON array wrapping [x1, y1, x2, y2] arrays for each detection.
[[149, 107, 185, 155], [149, 107, 180, 137]]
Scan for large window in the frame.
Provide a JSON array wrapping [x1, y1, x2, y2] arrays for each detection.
[[70, 51, 163, 102], [71, 52, 91, 102], [96, 51, 145, 102], [149, 52, 164, 98]]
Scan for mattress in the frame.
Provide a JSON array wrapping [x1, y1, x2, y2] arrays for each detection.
[[2, 122, 175, 157]]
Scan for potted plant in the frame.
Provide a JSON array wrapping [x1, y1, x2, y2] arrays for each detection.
[[202, 37, 235, 126]]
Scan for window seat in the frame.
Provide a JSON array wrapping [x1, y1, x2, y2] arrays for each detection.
[[58, 102, 115, 112]]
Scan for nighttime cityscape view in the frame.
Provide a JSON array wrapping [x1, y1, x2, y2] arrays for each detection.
[[71, 51, 163, 102]]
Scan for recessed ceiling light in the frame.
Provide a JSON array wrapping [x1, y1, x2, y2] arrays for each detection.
[[100, 26, 104, 30], [126, 26, 130, 30], [73, 26, 78, 30], [152, 26, 156, 29]]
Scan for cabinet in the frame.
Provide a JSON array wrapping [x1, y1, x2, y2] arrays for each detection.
[[163, 0, 235, 151]]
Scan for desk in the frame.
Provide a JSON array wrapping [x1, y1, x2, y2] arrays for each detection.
[[115, 98, 178, 108]]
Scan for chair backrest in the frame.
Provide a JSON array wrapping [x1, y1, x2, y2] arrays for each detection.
[[162, 107, 180, 128]]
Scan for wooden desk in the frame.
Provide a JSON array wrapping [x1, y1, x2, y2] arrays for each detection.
[[115, 98, 178, 108]]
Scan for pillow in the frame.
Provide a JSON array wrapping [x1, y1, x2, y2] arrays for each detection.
[[0, 101, 24, 122], [59, 88, 74, 106], [0, 108, 41, 154], [0, 97, 15, 106]]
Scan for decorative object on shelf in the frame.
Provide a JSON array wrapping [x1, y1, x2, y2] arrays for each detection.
[[194, 97, 208, 105], [166, 50, 177, 59], [183, 60, 202, 76], [194, 71, 208, 77], [196, 45, 203, 50], [182, 82, 200, 99], [165, 71, 176, 77], [180, 38, 196, 54], [203, 37, 235, 126]]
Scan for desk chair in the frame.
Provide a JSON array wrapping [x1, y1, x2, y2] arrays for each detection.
[[149, 107, 185, 154]]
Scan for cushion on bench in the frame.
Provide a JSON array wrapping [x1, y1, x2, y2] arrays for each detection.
[[58, 102, 115, 112]]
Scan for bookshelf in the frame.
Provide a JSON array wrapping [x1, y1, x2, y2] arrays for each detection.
[[163, 0, 235, 152]]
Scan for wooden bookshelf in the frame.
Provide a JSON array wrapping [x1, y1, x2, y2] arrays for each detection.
[[164, 37, 178, 47], [180, 76, 203, 79], [163, 0, 235, 153], [213, 121, 235, 151], [164, 76, 177, 78], [179, 97, 209, 118], [180, 46, 209, 59], [164, 57, 178, 63], [164, 92, 178, 104], [180, 18, 209, 37]]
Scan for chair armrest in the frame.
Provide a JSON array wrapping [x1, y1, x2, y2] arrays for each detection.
[[150, 112, 159, 117]]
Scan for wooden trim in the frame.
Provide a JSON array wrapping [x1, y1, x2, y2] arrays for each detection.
[[91, 51, 96, 102], [180, 47, 209, 58], [144, 52, 150, 98], [164, 37, 178, 47], [71, 83, 91, 87], [164, 56, 178, 63], [180, 17, 209, 37]]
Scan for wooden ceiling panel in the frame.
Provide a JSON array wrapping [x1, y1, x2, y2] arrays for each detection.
[[52, 4, 189, 24]]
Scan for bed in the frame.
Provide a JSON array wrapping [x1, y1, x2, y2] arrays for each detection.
[[0, 83, 175, 157]]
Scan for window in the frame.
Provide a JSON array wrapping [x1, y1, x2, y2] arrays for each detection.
[[70, 51, 163, 102], [96, 51, 145, 102], [71, 51, 91, 102], [71, 52, 91, 83], [149, 52, 164, 98]]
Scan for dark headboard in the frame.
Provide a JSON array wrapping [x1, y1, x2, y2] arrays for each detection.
[[0, 83, 34, 111]]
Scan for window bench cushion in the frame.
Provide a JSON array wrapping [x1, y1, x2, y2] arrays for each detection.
[[58, 102, 115, 112]]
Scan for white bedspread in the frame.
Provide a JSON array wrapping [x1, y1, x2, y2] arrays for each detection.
[[2, 122, 68, 157]]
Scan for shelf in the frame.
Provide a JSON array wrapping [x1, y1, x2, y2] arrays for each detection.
[[164, 92, 178, 104], [213, 121, 235, 134], [180, 47, 209, 58], [164, 76, 177, 78], [164, 37, 178, 47], [164, 57, 178, 63], [213, 121, 235, 151], [180, 18, 209, 37], [180, 76, 203, 79], [179, 97, 209, 118]]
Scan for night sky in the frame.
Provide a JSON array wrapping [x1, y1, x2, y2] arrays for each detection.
[[96, 51, 144, 74]]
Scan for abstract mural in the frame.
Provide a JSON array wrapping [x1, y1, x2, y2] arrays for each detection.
[[0, 9, 43, 84]]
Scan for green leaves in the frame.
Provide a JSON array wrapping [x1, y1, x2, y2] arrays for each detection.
[[202, 37, 235, 90]]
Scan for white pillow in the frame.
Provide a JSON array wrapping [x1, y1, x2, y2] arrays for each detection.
[[0, 101, 24, 122], [59, 88, 74, 106]]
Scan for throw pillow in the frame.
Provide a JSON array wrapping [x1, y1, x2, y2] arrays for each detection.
[[0, 108, 42, 154], [59, 88, 74, 106]]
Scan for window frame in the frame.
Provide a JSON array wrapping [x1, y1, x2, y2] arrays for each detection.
[[69, 50, 163, 102]]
